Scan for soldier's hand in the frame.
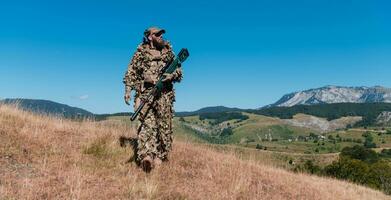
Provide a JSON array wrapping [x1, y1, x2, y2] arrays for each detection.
[[124, 93, 131, 105], [162, 73, 174, 82], [124, 86, 131, 105]]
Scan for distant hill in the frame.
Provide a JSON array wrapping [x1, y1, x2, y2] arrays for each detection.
[[268, 85, 391, 107], [94, 112, 132, 121], [175, 102, 391, 127], [0, 98, 93, 119], [93, 106, 241, 121], [176, 106, 243, 117]]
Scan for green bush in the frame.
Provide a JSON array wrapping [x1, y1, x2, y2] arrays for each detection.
[[340, 145, 379, 164], [299, 145, 391, 194], [324, 157, 370, 185], [354, 139, 362, 143], [380, 149, 391, 158], [294, 160, 321, 174], [362, 133, 377, 148], [362, 131, 371, 138], [220, 128, 233, 137], [367, 161, 391, 193]]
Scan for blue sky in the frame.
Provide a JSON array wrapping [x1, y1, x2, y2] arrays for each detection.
[[1, 0, 390, 113]]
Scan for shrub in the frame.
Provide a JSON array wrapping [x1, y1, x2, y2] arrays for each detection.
[[368, 161, 391, 194], [324, 157, 370, 185], [324, 146, 391, 194], [362, 133, 377, 148], [309, 132, 317, 139], [380, 149, 391, 158], [220, 128, 233, 137], [340, 145, 379, 164], [304, 160, 321, 174], [364, 140, 377, 148], [294, 160, 321, 174], [362, 131, 371, 138], [354, 139, 362, 143]]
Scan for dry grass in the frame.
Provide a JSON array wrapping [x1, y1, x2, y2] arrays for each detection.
[[0, 104, 390, 200]]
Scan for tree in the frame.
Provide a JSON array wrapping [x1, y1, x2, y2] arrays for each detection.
[[324, 157, 370, 185], [363, 134, 377, 148], [220, 128, 233, 137], [303, 160, 321, 174], [341, 145, 379, 164]]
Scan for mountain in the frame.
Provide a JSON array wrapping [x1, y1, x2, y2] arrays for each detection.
[[269, 85, 391, 107], [0, 98, 93, 118]]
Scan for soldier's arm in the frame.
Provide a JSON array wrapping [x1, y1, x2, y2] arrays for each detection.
[[123, 49, 143, 91], [171, 67, 183, 83]]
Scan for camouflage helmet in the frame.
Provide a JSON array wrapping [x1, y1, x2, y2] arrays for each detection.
[[144, 26, 166, 37]]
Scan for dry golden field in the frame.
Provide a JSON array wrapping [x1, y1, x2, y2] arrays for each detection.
[[1, 104, 390, 200]]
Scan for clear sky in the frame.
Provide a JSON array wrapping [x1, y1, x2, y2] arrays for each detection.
[[1, 0, 390, 114]]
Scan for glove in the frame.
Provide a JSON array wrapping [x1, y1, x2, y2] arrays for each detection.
[[124, 86, 131, 105], [162, 73, 174, 82]]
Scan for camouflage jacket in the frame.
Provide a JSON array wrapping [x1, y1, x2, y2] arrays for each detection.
[[123, 42, 183, 98]]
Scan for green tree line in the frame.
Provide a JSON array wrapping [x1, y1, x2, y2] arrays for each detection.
[[251, 103, 391, 127]]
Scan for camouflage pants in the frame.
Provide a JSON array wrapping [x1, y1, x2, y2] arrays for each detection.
[[136, 91, 174, 163]]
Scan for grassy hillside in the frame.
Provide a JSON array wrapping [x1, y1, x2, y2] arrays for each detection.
[[105, 112, 391, 155], [1, 105, 390, 199], [177, 112, 382, 154]]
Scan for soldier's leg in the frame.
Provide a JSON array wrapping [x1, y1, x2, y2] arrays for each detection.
[[136, 107, 159, 165], [156, 93, 174, 161]]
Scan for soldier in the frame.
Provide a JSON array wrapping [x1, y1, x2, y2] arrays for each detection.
[[123, 27, 183, 172]]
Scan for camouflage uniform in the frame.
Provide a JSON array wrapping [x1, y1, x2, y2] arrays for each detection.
[[123, 41, 182, 164]]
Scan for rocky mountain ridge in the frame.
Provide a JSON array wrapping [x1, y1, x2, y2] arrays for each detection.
[[270, 85, 391, 107]]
